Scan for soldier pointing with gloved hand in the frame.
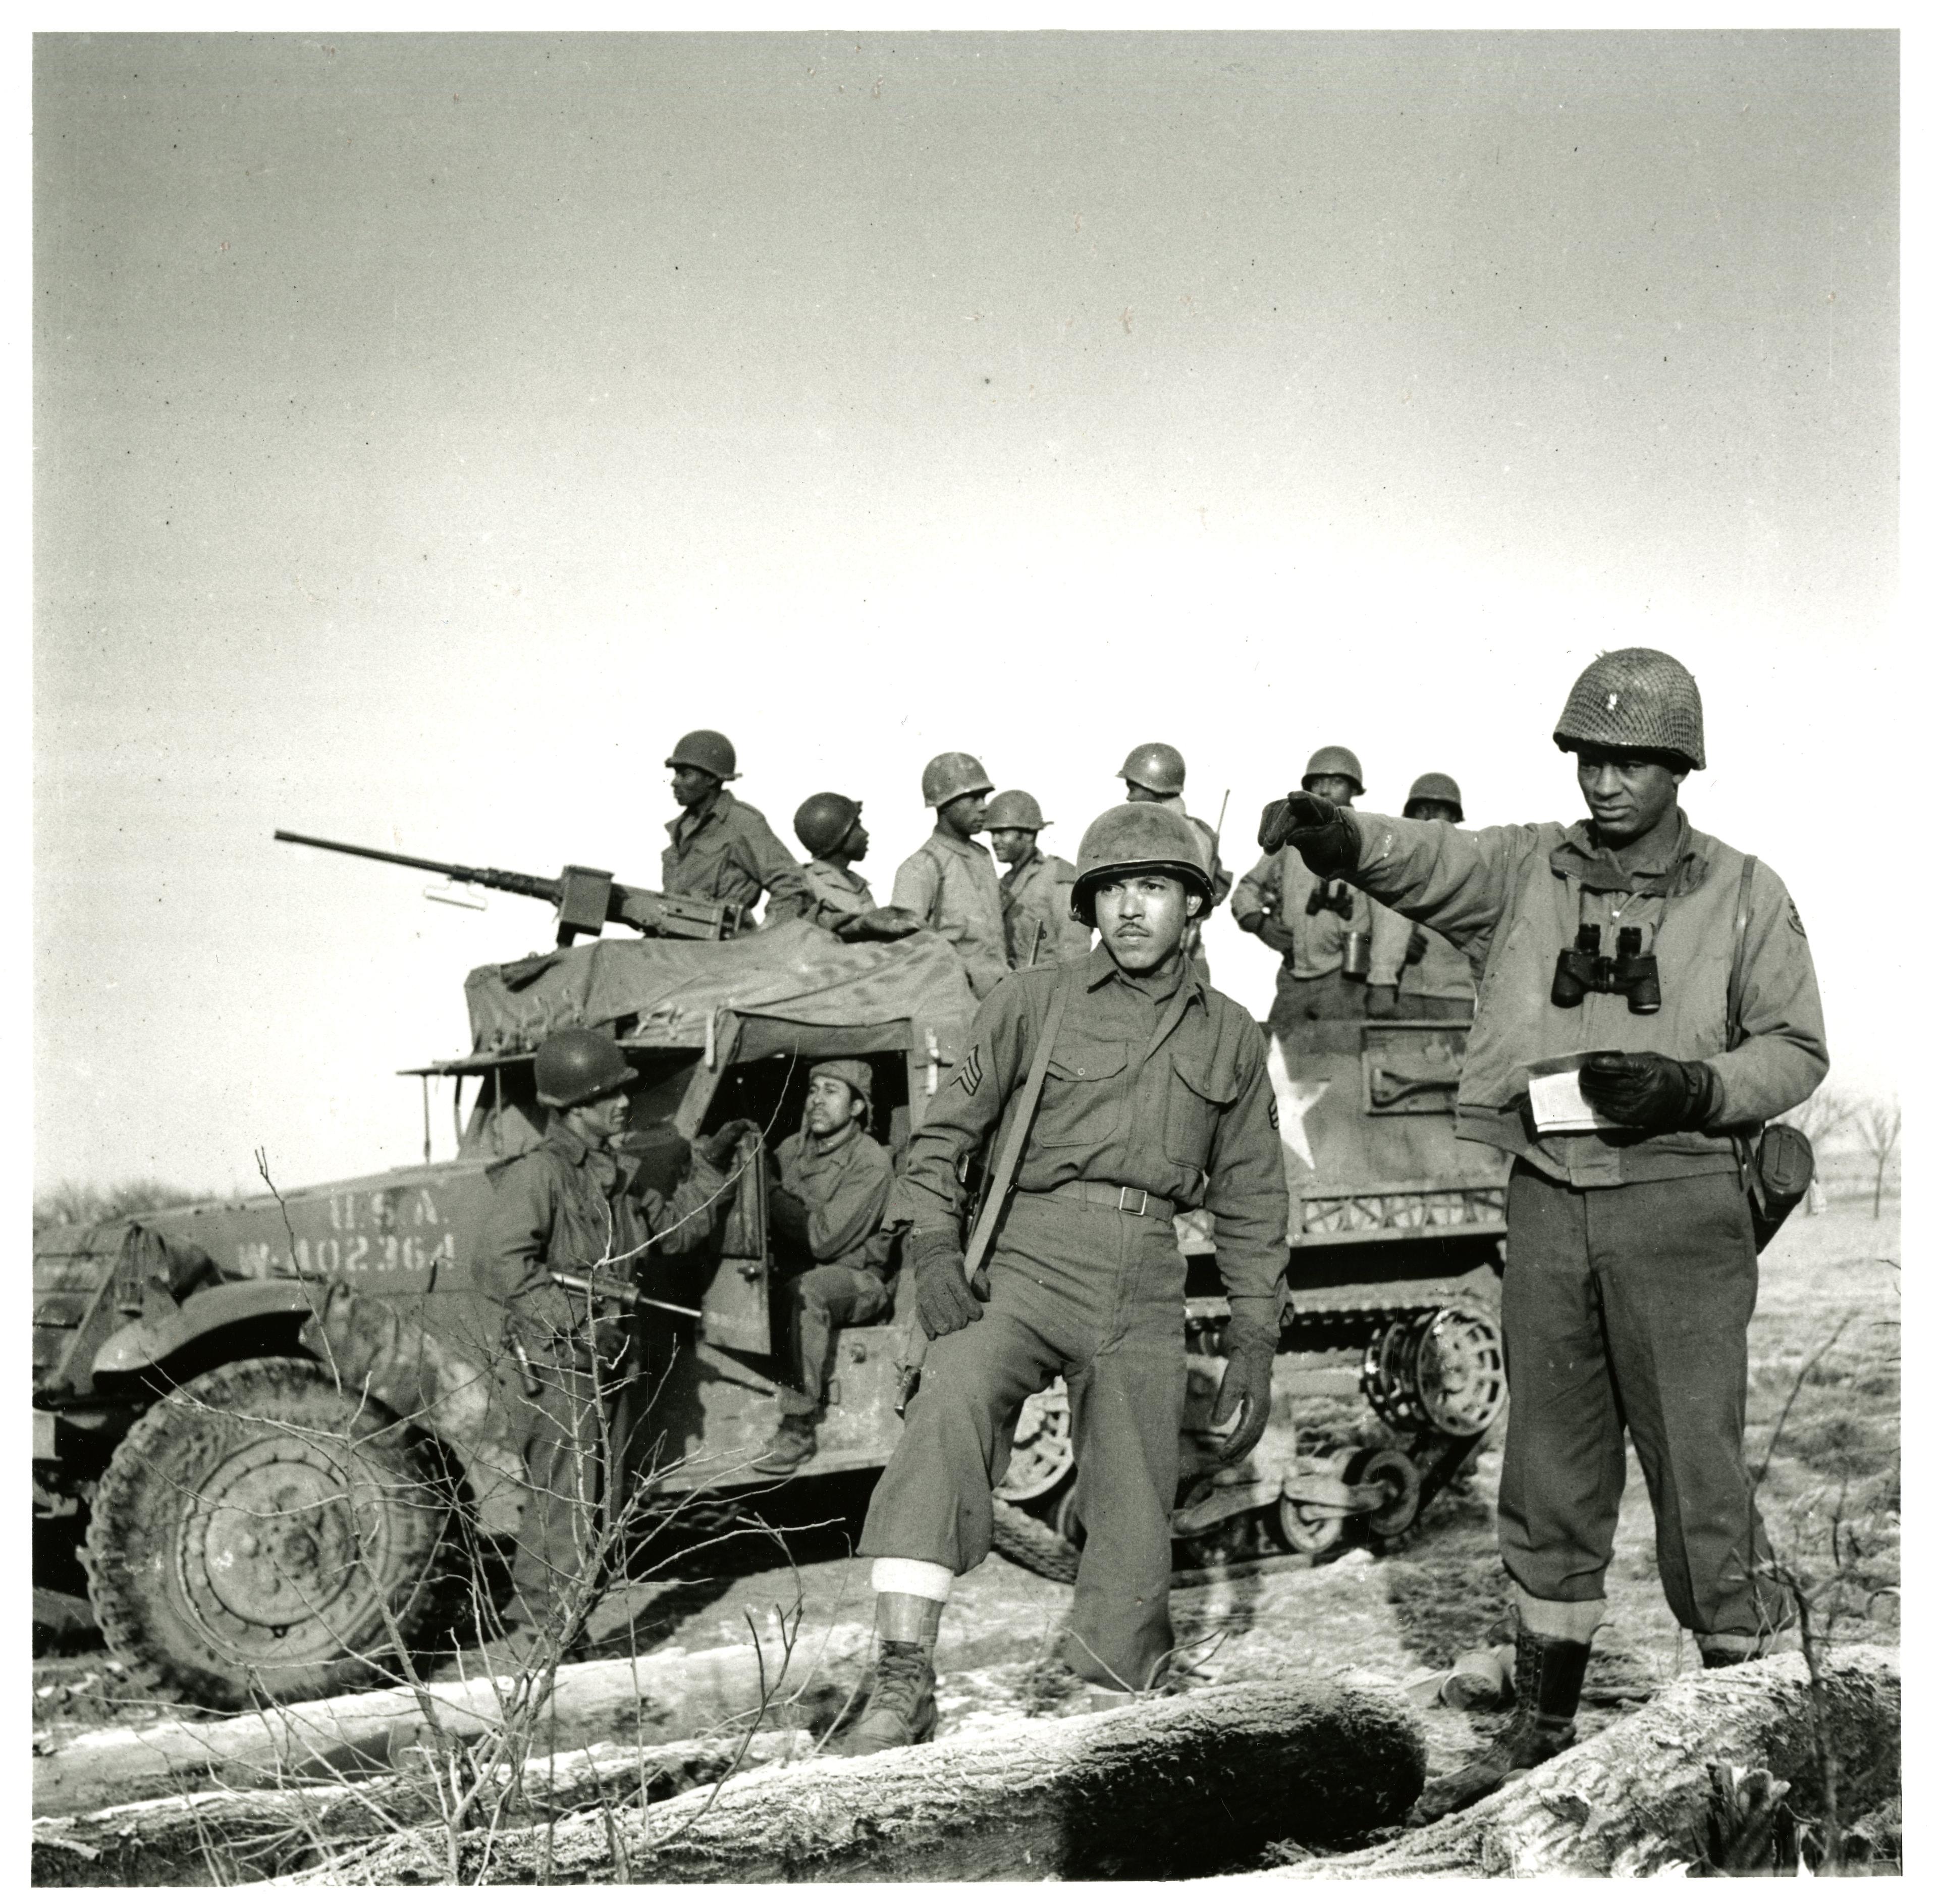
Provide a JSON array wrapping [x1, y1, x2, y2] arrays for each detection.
[[835, 803, 1289, 1754], [1258, 649, 1827, 1822]]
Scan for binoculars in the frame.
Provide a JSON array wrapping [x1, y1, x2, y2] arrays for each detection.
[[1550, 924, 1662, 1014], [1306, 879, 1357, 920]]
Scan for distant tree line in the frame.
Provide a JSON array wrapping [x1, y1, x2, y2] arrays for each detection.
[[32, 1180, 221, 1238]]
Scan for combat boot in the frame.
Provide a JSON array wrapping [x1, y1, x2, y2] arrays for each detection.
[[752, 1414, 819, 1475], [1410, 1627, 1591, 1824], [830, 1592, 943, 1756]]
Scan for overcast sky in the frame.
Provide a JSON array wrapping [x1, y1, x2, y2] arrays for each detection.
[[34, 30, 1898, 1196]]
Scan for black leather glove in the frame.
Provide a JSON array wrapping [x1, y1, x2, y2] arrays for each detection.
[[697, 1118, 762, 1170], [1258, 791, 1358, 876], [909, 1226, 987, 1339], [1211, 1323, 1276, 1464], [767, 1184, 812, 1253], [1578, 1051, 1717, 1132], [1365, 984, 1401, 1019]]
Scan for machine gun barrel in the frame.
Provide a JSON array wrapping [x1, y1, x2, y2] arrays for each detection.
[[275, 828, 743, 944], [273, 831, 561, 903]]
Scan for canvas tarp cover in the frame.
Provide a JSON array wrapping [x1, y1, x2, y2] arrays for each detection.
[[464, 919, 979, 1063]]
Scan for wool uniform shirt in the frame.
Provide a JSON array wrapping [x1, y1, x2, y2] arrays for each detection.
[[891, 827, 1011, 999], [998, 847, 1092, 968], [891, 946, 1288, 1322], [774, 1123, 895, 1275]]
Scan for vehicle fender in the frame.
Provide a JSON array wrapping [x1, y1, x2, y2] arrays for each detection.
[[92, 1279, 320, 1379]]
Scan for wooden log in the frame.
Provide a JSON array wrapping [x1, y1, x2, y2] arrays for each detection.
[[30, 1731, 813, 1887], [1281, 1645, 1899, 1879], [33, 1624, 871, 1820], [301, 1678, 1427, 1884]]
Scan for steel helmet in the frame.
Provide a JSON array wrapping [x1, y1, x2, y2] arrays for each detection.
[[1553, 648, 1705, 770], [664, 729, 740, 781], [920, 751, 994, 808], [1115, 742, 1187, 797], [809, 1056, 874, 1121], [1070, 802, 1213, 924], [794, 791, 863, 858], [1404, 772, 1465, 821], [985, 789, 1048, 832], [1302, 746, 1366, 798], [534, 1027, 634, 1110]]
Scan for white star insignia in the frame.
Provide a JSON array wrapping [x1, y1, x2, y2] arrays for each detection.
[[1265, 1034, 1329, 1171]]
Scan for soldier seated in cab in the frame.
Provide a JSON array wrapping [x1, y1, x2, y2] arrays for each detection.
[[753, 1059, 898, 1474]]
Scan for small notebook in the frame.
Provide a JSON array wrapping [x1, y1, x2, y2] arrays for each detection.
[[1526, 1054, 1620, 1135]]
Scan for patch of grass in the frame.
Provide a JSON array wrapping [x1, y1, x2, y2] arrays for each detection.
[[1381, 1501, 1513, 1668]]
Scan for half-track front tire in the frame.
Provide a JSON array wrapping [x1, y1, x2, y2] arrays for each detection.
[[83, 1356, 454, 1710], [990, 1497, 1081, 1584]]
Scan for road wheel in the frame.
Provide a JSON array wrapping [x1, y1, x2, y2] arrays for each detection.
[[1271, 1496, 1346, 1555], [1349, 1447, 1424, 1539], [990, 1497, 1080, 1584], [83, 1357, 454, 1710]]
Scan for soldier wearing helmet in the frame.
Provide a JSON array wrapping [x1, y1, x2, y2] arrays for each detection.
[[986, 790, 1091, 969], [784, 794, 923, 942], [836, 802, 1288, 1754], [472, 1027, 747, 1649], [752, 1059, 897, 1474], [890, 753, 1009, 998], [1231, 744, 1377, 1046], [661, 729, 813, 926], [1115, 743, 1233, 983], [1260, 649, 1826, 1822], [1367, 773, 1477, 1023]]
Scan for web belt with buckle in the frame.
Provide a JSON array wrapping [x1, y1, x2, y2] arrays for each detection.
[[1033, 1179, 1177, 1223]]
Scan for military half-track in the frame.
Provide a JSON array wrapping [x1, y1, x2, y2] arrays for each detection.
[[35, 846, 1505, 1707]]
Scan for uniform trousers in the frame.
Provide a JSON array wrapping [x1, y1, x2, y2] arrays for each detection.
[[1498, 1163, 1791, 1640], [859, 1189, 1187, 1690], [777, 1263, 894, 1418], [1266, 965, 1363, 1046], [508, 1329, 605, 1628]]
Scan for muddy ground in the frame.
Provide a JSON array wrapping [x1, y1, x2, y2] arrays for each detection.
[[34, 1200, 1899, 1798]]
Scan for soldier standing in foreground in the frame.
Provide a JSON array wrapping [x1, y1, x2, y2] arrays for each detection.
[[1366, 773, 1478, 1023], [661, 728, 813, 925], [786, 793, 921, 941], [1231, 745, 1375, 1045], [753, 1059, 897, 1474], [986, 789, 1092, 968], [837, 804, 1288, 1753], [1116, 742, 1231, 982], [1259, 650, 1826, 1820], [471, 1028, 741, 1651], [891, 752, 1010, 998]]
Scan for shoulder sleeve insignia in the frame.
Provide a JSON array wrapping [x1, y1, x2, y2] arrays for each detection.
[[956, 1046, 985, 1095], [1786, 898, 1807, 939]]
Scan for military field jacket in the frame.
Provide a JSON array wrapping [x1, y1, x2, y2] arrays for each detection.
[[473, 1124, 725, 1328], [1343, 809, 1828, 1186], [1231, 843, 1372, 978], [891, 948, 1289, 1319], [891, 828, 1010, 999], [775, 1124, 895, 1275], [786, 858, 877, 931], [999, 848, 1092, 968], [661, 789, 813, 920]]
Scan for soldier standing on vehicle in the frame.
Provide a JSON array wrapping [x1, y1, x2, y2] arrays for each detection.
[[785, 794, 922, 942], [753, 1060, 897, 1475], [836, 804, 1288, 1754], [1258, 650, 1827, 1820], [1232, 745, 1374, 1046], [891, 753, 1010, 998], [1366, 774, 1477, 1022], [661, 729, 813, 926], [471, 1028, 745, 1651], [987, 790, 1091, 968], [1116, 743, 1231, 982]]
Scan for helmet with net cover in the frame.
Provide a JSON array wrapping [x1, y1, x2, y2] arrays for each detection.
[[1553, 648, 1705, 770]]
